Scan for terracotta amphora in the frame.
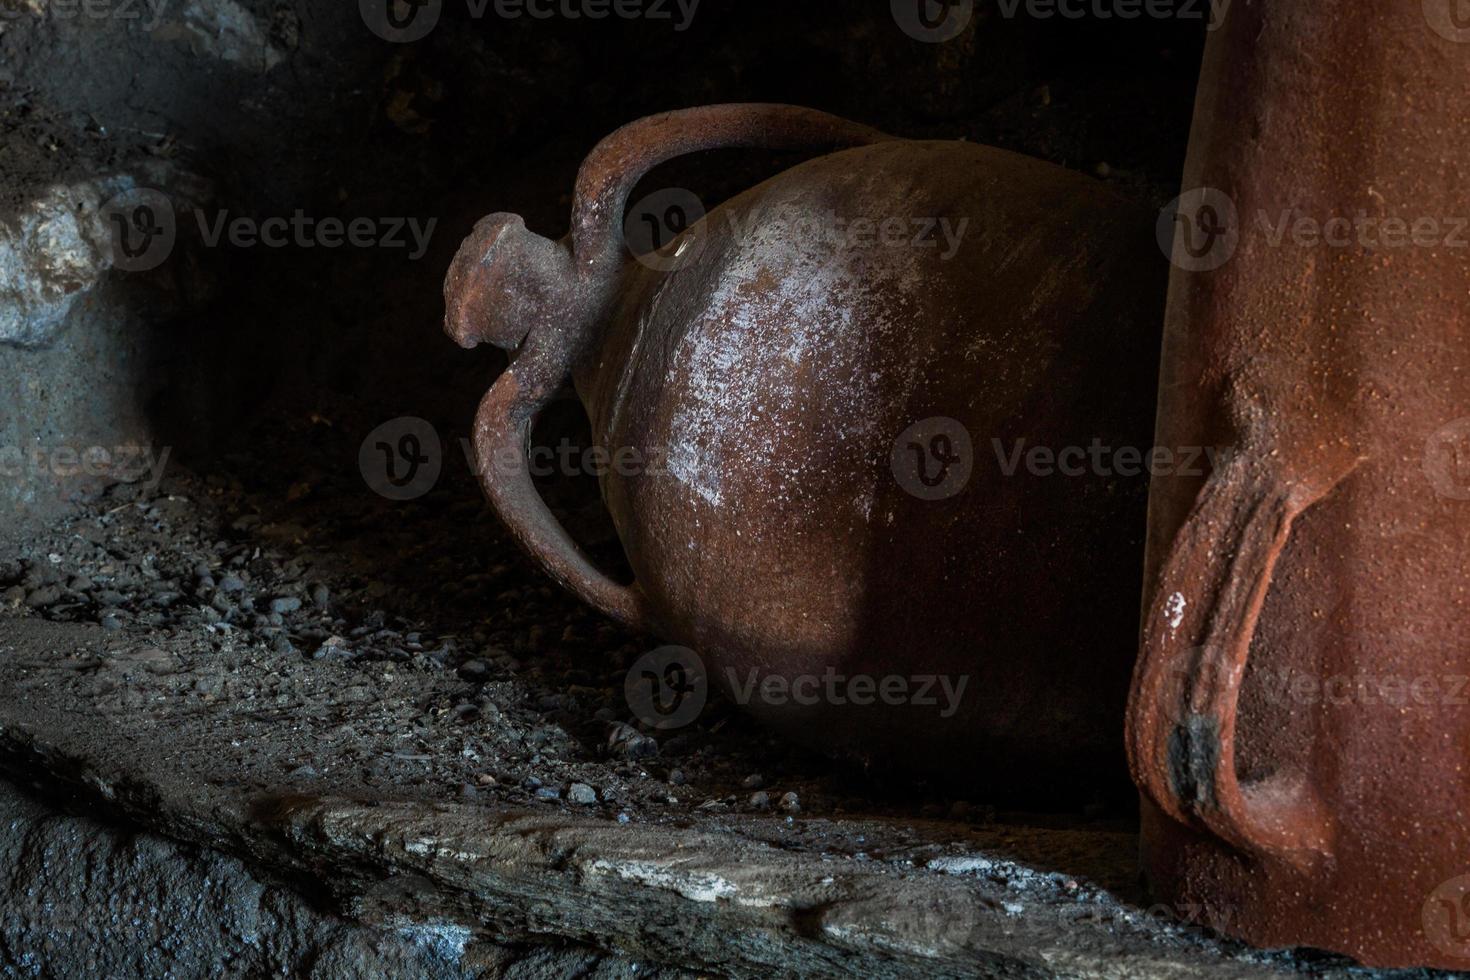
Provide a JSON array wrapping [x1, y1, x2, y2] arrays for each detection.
[[448, 104, 1166, 802], [1126, 2, 1470, 967]]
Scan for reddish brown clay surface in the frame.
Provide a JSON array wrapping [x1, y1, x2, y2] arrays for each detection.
[[1126, 2, 1470, 969], [448, 104, 1166, 804]]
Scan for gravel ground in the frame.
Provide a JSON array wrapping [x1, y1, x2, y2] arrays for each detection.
[[1, 406, 1109, 832]]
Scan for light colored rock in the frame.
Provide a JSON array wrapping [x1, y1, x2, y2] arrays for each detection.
[[0, 180, 117, 348]]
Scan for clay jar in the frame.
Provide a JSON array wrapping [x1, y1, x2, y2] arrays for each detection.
[[447, 104, 1165, 803], [1126, 3, 1470, 969]]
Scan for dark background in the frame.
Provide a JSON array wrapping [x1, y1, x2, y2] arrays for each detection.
[[1, 0, 1206, 474]]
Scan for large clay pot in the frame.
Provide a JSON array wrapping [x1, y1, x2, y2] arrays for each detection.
[[1126, 3, 1470, 968], [447, 104, 1165, 803]]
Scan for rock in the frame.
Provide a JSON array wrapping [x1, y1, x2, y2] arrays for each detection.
[[0, 182, 121, 348], [99, 614, 123, 631], [749, 791, 770, 808], [779, 792, 800, 814], [24, 585, 63, 608], [534, 786, 561, 801], [218, 574, 246, 593], [269, 596, 302, 614], [567, 783, 597, 805], [741, 773, 765, 790], [606, 723, 658, 761], [0, 782, 601, 979], [457, 659, 491, 682]]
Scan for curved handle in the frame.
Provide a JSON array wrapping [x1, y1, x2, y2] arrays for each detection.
[[472, 363, 652, 632], [1125, 454, 1357, 866], [569, 103, 895, 274]]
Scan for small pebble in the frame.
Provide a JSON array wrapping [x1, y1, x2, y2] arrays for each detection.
[[568, 782, 598, 805], [457, 659, 491, 682], [218, 574, 246, 594], [534, 786, 561, 801], [779, 791, 800, 813], [269, 596, 302, 614], [667, 769, 686, 786], [749, 791, 770, 808], [24, 586, 63, 608], [741, 773, 765, 790]]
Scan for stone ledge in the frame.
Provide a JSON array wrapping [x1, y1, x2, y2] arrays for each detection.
[[0, 619, 1361, 979]]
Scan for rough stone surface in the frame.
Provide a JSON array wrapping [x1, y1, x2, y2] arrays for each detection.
[[0, 180, 115, 348], [0, 779, 682, 978], [0, 613, 1394, 978]]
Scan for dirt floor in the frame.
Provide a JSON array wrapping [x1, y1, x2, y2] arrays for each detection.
[[1, 409, 1131, 830]]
